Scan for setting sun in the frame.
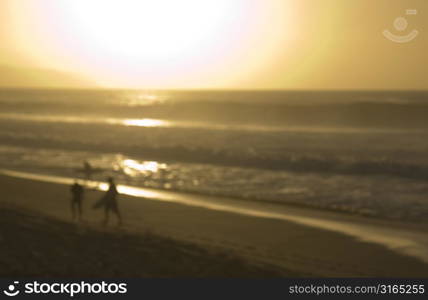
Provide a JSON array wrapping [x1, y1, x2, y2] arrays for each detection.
[[59, 0, 243, 62], [9, 0, 291, 88], [1, 0, 427, 89]]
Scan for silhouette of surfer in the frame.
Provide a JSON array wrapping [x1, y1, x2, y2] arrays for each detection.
[[70, 180, 84, 221], [93, 177, 122, 226], [83, 161, 93, 180]]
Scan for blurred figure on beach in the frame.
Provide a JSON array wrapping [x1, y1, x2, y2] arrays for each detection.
[[102, 177, 122, 226], [83, 161, 93, 180], [70, 180, 84, 221]]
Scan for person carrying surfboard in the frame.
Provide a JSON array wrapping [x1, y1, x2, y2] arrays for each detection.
[[102, 177, 122, 226]]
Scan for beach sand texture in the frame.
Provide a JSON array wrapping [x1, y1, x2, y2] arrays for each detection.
[[1, 173, 428, 277]]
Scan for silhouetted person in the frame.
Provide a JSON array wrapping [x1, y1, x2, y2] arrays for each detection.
[[83, 161, 93, 180], [103, 177, 122, 226], [70, 180, 84, 221]]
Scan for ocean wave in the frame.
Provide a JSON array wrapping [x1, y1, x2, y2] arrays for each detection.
[[1, 128, 427, 180], [1, 89, 428, 128]]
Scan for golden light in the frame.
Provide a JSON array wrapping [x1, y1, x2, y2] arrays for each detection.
[[10, 0, 293, 88], [60, 0, 242, 62], [122, 159, 167, 177], [121, 118, 170, 127]]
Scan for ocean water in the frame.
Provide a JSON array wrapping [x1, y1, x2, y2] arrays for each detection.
[[1, 89, 428, 223]]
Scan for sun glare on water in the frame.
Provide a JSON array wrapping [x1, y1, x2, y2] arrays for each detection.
[[121, 159, 167, 177], [122, 119, 169, 128]]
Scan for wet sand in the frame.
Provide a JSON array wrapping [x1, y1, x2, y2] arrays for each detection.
[[1, 173, 428, 277]]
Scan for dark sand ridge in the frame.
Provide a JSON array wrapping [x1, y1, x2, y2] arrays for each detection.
[[1, 169, 428, 277]]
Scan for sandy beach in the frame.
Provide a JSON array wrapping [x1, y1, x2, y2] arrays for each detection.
[[0, 205, 289, 277], [1, 172, 428, 277]]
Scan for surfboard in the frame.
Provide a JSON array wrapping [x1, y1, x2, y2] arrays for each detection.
[[92, 195, 107, 210]]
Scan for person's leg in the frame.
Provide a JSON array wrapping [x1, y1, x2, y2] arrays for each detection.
[[77, 200, 82, 221], [103, 206, 109, 225], [115, 207, 122, 226], [71, 200, 76, 220], [111, 201, 122, 226]]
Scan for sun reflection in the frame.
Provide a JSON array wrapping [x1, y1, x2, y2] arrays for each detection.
[[98, 182, 109, 191], [122, 159, 167, 176], [116, 185, 164, 199], [139, 94, 158, 101], [122, 118, 169, 128], [124, 94, 167, 107]]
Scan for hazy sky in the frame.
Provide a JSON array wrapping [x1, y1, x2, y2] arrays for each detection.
[[0, 0, 427, 89]]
